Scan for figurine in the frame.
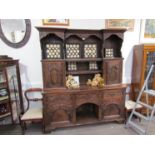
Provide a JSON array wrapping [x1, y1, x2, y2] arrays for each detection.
[[87, 79, 92, 86], [87, 74, 104, 88], [66, 75, 80, 89]]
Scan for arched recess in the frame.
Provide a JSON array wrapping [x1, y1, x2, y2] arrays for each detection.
[[76, 102, 100, 123], [41, 33, 64, 59], [104, 35, 123, 57], [84, 35, 102, 58], [65, 35, 83, 59]]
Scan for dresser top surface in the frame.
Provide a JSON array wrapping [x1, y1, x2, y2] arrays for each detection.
[[43, 84, 127, 94]]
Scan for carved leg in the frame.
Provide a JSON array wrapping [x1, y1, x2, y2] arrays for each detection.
[[98, 107, 102, 121], [24, 122, 27, 130], [117, 120, 124, 124], [44, 127, 52, 134], [21, 121, 26, 135], [72, 109, 76, 124], [42, 120, 45, 134], [125, 108, 128, 124]]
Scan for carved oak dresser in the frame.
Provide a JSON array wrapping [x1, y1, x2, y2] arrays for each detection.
[[37, 27, 127, 132]]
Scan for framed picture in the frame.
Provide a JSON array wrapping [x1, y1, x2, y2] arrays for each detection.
[[73, 76, 79, 85], [105, 19, 135, 31], [140, 19, 155, 43], [42, 19, 69, 26]]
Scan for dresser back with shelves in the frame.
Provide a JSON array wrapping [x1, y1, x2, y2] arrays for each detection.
[[37, 28, 127, 132], [37, 28, 126, 88]]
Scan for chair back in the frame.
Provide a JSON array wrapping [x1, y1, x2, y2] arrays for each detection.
[[24, 88, 43, 111], [126, 84, 134, 101]]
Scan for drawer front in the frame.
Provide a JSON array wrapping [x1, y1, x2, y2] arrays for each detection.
[[75, 91, 102, 106], [103, 90, 124, 104], [44, 94, 72, 110]]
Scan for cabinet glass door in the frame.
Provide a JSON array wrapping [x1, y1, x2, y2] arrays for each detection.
[[145, 51, 155, 89], [6, 65, 21, 123], [0, 69, 12, 124], [0, 70, 6, 84]]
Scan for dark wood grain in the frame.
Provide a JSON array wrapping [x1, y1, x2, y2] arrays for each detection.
[[37, 28, 126, 132], [103, 58, 123, 85], [43, 85, 126, 132]]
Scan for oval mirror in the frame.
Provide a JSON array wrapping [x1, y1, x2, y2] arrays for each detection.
[[0, 19, 31, 48]]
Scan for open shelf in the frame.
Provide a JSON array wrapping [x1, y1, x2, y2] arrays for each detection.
[[65, 58, 102, 62], [76, 115, 99, 124], [104, 35, 123, 57], [0, 112, 11, 119], [0, 82, 7, 89], [66, 70, 102, 75], [40, 28, 125, 87], [0, 96, 9, 102], [76, 103, 99, 124]]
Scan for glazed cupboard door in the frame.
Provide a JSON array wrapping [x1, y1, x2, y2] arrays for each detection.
[[142, 50, 155, 90], [141, 49, 155, 107], [42, 60, 66, 88], [0, 69, 12, 124], [0, 56, 24, 125], [5, 65, 22, 123], [132, 44, 155, 110]]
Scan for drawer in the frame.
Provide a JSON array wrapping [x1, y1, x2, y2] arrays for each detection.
[[103, 90, 124, 104], [44, 94, 72, 109], [46, 103, 72, 112], [75, 91, 101, 106]]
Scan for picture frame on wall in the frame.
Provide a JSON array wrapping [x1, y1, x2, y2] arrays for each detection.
[[105, 19, 135, 31], [140, 19, 155, 43], [42, 19, 70, 26]]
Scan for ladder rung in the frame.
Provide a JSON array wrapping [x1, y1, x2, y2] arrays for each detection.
[[138, 101, 153, 110], [128, 121, 145, 134], [133, 111, 149, 120], [144, 90, 155, 96]]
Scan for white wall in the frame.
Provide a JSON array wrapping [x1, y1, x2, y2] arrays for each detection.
[[0, 19, 141, 90], [122, 19, 141, 83]]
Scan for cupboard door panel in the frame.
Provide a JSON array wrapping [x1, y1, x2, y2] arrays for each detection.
[[103, 90, 123, 104], [42, 61, 66, 88], [103, 104, 121, 117], [103, 59, 123, 85]]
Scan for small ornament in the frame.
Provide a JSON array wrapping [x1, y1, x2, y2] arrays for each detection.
[[66, 75, 80, 89], [87, 74, 104, 88]]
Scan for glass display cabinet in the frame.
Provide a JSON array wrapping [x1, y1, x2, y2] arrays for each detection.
[[0, 55, 23, 125], [131, 44, 155, 113]]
